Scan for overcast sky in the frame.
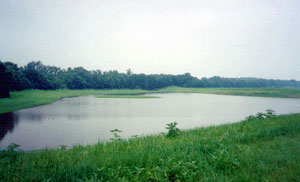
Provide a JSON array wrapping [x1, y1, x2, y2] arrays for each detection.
[[0, 0, 299, 80]]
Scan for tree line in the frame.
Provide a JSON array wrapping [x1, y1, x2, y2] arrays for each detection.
[[1, 61, 299, 98]]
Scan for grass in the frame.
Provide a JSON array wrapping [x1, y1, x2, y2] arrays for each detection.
[[1, 113, 300, 181], [0, 89, 151, 114], [1, 87, 300, 114], [159, 86, 300, 98]]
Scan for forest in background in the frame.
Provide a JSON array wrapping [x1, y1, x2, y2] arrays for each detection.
[[1, 61, 300, 98]]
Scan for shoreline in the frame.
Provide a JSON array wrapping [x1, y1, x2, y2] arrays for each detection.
[[1, 87, 300, 114], [1, 113, 300, 181]]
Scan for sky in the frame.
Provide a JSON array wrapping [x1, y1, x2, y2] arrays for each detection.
[[0, 0, 299, 80]]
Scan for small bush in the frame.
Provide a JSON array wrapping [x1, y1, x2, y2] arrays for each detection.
[[7, 143, 20, 151], [166, 122, 180, 138], [247, 109, 276, 120]]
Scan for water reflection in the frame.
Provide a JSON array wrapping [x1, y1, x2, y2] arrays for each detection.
[[17, 111, 43, 122], [0, 94, 299, 151], [0, 112, 19, 141]]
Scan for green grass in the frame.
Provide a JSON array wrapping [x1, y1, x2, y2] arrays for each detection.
[[159, 86, 300, 98], [0, 89, 151, 114], [1, 87, 300, 114], [1, 113, 300, 181]]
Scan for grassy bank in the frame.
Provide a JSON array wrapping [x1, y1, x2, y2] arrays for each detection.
[[159, 86, 300, 98], [1, 113, 300, 181], [0, 89, 151, 114], [1, 87, 300, 114]]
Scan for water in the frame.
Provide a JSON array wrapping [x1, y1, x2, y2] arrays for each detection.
[[0, 93, 300, 151]]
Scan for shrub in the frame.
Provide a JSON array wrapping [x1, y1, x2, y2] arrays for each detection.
[[166, 122, 180, 138]]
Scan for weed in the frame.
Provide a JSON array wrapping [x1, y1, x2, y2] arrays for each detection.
[[265, 109, 276, 118], [247, 109, 276, 120], [166, 122, 180, 138], [110, 129, 122, 141], [7, 143, 20, 151], [256, 112, 265, 119]]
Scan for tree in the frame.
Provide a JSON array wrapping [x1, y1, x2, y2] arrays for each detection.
[[1, 61, 300, 92], [0, 62, 10, 98]]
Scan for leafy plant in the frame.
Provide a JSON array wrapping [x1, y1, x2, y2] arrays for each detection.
[[110, 129, 122, 141], [256, 112, 265, 119], [247, 109, 276, 120], [166, 122, 180, 138], [265, 109, 276, 118], [7, 143, 20, 151]]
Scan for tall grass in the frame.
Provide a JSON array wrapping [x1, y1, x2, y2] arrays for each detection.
[[1, 113, 300, 181]]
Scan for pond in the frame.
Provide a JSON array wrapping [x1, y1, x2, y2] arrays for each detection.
[[1, 93, 300, 151]]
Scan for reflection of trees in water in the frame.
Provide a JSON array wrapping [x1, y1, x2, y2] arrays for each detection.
[[21, 112, 43, 122], [0, 112, 19, 141]]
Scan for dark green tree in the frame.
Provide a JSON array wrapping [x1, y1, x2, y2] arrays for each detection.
[[0, 62, 11, 98]]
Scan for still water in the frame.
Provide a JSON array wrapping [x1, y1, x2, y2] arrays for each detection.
[[1, 93, 300, 150]]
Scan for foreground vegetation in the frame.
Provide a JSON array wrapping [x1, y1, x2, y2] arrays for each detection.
[[1, 112, 300, 181], [1, 87, 300, 114]]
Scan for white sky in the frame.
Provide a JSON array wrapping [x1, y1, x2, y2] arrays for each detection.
[[0, 0, 299, 79]]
